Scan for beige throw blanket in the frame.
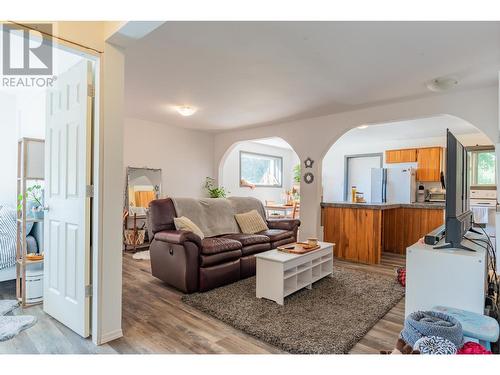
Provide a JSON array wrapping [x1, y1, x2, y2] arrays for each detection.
[[227, 196, 266, 220], [171, 197, 267, 237]]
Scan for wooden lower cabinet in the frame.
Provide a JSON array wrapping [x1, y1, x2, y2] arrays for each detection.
[[382, 208, 444, 254], [322, 206, 445, 264], [323, 207, 382, 264]]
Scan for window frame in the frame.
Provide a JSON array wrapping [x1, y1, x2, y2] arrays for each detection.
[[467, 145, 496, 188], [239, 150, 284, 188]]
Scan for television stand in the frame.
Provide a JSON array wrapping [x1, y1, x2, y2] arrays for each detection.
[[406, 232, 488, 316], [433, 228, 480, 252], [434, 241, 476, 252]]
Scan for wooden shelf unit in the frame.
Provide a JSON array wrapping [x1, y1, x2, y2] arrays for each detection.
[[16, 138, 45, 307]]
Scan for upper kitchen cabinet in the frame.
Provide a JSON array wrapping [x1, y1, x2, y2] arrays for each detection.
[[385, 148, 417, 163], [416, 147, 443, 182]]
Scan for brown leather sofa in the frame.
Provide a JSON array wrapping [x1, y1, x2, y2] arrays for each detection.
[[148, 197, 300, 293]]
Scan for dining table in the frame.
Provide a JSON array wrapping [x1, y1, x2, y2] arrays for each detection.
[[264, 203, 295, 218]]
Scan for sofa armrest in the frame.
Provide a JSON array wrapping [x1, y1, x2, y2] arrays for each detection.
[[266, 218, 301, 231], [154, 230, 202, 247]]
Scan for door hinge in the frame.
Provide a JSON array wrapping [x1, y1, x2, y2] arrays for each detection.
[[87, 84, 95, 98], [85, 285, 93, 297], [86, 184, 94, 198]]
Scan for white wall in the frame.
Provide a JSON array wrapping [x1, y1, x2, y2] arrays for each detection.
[[123, 117, 215, 198], [0, 91, 46, 208], [322, 132, 492, 202], [17, 92, 46, 139], [221, 141, 299, 203], [0, 92, 18, 208]]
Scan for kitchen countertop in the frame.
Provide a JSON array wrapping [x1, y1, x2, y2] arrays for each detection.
[[320, 201, 445, 210]]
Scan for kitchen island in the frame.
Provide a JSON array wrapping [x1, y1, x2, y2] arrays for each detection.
[[321, 202, 445, 264]]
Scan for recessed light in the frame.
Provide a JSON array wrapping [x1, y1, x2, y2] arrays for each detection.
[[426, 76, 459, 92], [357, 125, 369, 129], [175, 105, 197, 116]]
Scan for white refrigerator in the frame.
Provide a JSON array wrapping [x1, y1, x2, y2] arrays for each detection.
[[370, 167, 417, 203]]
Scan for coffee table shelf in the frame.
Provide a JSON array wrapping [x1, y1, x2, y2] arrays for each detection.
[[255, 242, 335, 305]]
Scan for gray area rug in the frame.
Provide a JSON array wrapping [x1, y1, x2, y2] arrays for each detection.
[[0, 299, 37, 342], [182, 265, 404, 354], [0, 316, 37, 342], [0, 300, 19, 316]]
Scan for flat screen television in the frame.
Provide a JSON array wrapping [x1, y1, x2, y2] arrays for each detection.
[[435, 130, 474, 251]]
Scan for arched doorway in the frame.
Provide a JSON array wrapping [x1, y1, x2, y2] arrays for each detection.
[[319, 114, 495, 264], [219, 137, 301, 218], [321, 114, 492, 205]]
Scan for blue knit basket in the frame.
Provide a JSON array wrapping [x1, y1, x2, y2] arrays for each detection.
[[401, 310, 464, 348]]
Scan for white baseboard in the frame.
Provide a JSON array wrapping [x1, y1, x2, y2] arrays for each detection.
[[98, 329, 123, 345]]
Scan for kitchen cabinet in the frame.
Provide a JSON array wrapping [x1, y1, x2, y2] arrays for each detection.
[[386, 146, 443, 182], [386, 148, 417, 163], [321, 203, 445, 264], [322, 205, 382, 264], [416, 147, 443, 182], [382, 207, 444, 254]]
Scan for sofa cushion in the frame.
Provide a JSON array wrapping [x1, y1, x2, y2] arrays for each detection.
[[240, 242, 271, 256], [201, 237, 242, 255], [221, 233, 270, 247], [200, 249, 242, 267], [257, 229, 294, 242]]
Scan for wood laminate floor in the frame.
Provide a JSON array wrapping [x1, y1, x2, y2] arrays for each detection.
[[0, 251, 405, 354]]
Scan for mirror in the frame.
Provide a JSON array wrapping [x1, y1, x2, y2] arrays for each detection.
[[125, 166, 162, 217]]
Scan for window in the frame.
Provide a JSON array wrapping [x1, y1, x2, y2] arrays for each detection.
[[468, 147, 496, 187], [240, 151, 283, 187]]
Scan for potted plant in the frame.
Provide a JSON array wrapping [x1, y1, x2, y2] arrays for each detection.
[[18, 184, 44, 219], [204, 177, 229, 198], [293, 163, 301, 184]]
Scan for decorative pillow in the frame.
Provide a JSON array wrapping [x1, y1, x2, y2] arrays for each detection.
[[235, 209, 269, 234], [173, 216, 205, 239], [413, 336, 457, 355]]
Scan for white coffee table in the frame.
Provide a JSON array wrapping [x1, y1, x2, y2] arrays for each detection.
[[255, 241, 334, 305]]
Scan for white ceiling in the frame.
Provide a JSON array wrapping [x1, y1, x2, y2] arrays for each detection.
[[124, 21, 500, 132], [251, 137, 293, 150], [338, 115, 480, 144]]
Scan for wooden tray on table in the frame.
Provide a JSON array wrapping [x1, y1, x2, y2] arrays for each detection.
[[277, 242, 320, 254]]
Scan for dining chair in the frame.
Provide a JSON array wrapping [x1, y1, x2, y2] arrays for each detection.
[[290, 201, 300, 219]]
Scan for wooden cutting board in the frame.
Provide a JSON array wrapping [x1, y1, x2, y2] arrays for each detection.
[[277, 242, 320, 254]]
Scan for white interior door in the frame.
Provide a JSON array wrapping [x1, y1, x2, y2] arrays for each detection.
[[44, 60, 93, 337], [347, 155, 381, 202]]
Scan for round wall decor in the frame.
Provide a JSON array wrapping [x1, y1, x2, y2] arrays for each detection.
[[304, 157, 314, 168], [304, 172, 314, 184]]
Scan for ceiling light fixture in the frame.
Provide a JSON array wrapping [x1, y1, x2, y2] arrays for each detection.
[[426, 76, 459, 92], [357, 125, 369, 129], [175, 105, 197, 117]]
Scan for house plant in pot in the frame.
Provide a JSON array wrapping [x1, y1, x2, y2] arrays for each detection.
[[18, 184, 44, 219], [204, 177, 229, 198]]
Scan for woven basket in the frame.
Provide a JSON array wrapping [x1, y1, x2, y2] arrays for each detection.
[[124, 229, 145, 246]]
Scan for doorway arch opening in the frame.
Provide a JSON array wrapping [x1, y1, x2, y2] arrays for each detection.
[[320, 114, 492, 204], [219, 137, 301, 213]]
